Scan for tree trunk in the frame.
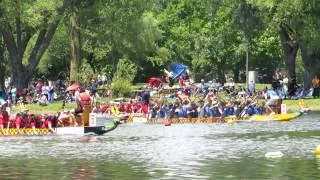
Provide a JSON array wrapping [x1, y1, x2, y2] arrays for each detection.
[[0, 36, 5, 91], [300, 45, 320, 89], [217, 59, 226, 84], [69, 11, 82, 83], [86, 53, 96, 73], [233, 63, 240, 83], [0, 1, 66, 88], [279, 25, 299, 96], [11, 70, 29, 88]]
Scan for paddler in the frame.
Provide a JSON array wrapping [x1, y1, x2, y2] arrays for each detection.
[[41, 114, 55, 133], [265, 88, 281, 114], [15, 113, 23, 134], [58, 110, 77, 127]]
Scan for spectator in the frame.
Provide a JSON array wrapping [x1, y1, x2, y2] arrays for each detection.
[[312, 75, 319, 98], [101, 74, 107, 85], [38, 93, 48, 106], [42, 82, 49, 100], [248, 80, 255, 96], [35, 81, 43, 95], [48, 81, 55, 103]]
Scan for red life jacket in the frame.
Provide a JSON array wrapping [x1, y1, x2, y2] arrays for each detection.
[[0, 114, 4, 125], [79, 92, 91, 108]]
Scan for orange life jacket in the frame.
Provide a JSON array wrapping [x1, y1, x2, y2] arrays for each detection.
[[79, 92, 91, 108]]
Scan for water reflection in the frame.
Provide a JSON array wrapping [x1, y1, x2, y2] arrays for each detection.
[[0, 112, 319, 179]]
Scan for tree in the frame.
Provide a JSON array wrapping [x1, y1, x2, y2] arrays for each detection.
[[0, 0, 67, 88], [233, 0, 264, 86], [249, 0, 320, 93], [80, 0, 167, 82], [193, 0, 241, 83]]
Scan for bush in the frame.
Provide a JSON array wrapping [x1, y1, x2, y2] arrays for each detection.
[[79, 62, 94, 86], [111, 79, 132, 97], [113, 56, 137, 82]]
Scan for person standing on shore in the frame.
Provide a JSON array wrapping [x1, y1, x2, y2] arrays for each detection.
[[312, 75, 319, 98]]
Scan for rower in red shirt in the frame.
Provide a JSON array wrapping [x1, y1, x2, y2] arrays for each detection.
[[0, 111, 4, 134], [15, 113, 23, 134], [125, 102, 133, 113]]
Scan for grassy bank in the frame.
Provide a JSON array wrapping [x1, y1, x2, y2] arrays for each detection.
[[12, 102, 76, 114], [284, 98, 320, 111]]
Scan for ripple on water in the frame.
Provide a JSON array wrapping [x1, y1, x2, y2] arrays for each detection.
[[0, 113, 320, 179]]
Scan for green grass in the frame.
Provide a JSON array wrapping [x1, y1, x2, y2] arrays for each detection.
[[12, 102, 76, 114], [284, 98, 320, 111], [132, 83, 146, 89]]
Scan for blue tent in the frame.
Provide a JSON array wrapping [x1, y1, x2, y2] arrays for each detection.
[[169, 64, 188, 80]]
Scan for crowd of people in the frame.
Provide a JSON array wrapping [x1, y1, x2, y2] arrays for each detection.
[[0, 80, 66, 108], [90, 77, 285, 121], [0, 83, 96, 134], [0, 69, 309, 134]]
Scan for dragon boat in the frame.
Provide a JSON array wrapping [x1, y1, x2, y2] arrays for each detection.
[[126, 111, 302, 123], [0, 110, 118, 136]]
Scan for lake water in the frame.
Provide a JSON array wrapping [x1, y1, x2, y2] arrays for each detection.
[[1, 112, 320, 179]]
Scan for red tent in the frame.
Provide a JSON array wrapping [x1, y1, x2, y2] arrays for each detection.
[[147, 77, 164, 88]]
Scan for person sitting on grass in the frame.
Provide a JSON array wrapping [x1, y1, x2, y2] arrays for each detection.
[[37, 93, 48, 106]]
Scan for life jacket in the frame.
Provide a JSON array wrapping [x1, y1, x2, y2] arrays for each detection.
[[151, 109, 157, 118], [177, 108, 185, 118], [126, 104, 132, 113], [141, 103, 149, 114], [101, 105, 109, 113], [111, 105, 120, 115], [159, 109, 166, 118], [255, 107, 264, 115], [246, 105, 255, 116], [204, 106, 212, 117], [226, 107, 235, 116], [0, 114, 4, 125], [119, 104, 126, 112], [212, 107, 221, 117], [79, 92, 91, 108]]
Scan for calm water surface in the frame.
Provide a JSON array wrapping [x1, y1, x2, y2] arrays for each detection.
[[1, 112, 320, 179]]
